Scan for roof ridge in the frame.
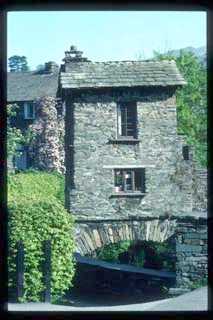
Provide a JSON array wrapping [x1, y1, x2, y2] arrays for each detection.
[[67, 59, 176, 64]]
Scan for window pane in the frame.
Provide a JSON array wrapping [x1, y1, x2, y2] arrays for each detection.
[[29, 104, 34, 117], [117, 102, 137, 138], [135, 172, 141, 191], [124, 170, 133, 191], [134, 169, 145, 192], [24, 103, 35, 119], [114, 170, 124, 191]]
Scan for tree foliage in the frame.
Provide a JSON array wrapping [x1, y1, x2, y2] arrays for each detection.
[[36, 64, 45, 72], [152, 50, 207, 167], [8, 55, 29, 72], [8, 171, 76, 302]]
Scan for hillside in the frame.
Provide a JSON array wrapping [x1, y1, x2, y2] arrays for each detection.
[[167, 46, 206, 66]]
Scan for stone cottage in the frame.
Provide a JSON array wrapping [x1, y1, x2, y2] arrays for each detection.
[[61, 46, 197, 219], [60, 46, 207, 289]]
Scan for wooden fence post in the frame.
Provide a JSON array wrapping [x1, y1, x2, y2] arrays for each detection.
[[43, 240, 51, 303], [16, 241, 24, 301]]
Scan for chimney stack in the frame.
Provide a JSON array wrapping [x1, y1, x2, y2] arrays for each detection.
[[63, 45, 89, 63]]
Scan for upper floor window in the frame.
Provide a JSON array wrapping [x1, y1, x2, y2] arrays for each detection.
[[24, 102, 35, 119], [114, 168, 145, 193], [117, 102, 137, 139]]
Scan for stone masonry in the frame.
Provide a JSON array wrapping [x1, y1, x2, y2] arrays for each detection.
[[65, 87, 195, 220], [176, 217, 207, 288], [61, 46, 207, 290]]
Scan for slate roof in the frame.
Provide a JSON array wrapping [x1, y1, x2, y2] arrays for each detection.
[[7, 71, 59, 102], [60, 60, 186, 89]]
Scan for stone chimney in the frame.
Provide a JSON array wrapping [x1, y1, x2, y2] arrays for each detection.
[[44, 61, 59, 73], [63, 45, 89, 63]]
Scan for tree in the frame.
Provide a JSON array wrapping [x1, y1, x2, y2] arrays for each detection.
[[152, 50, 207, 167], [36, 64, 45, 72], [8, 55, 29, 72]]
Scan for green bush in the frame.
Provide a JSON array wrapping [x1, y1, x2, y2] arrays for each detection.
[[95, 240, 175, 271], [8, 170, 65, 205], [8, 171, 75, 302], [96, 240, 131, 263]]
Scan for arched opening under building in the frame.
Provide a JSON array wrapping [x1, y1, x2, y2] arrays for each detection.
[[70, 236, 176, 305]]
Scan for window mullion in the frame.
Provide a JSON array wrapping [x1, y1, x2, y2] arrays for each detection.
[[123, 170, 126, 192]]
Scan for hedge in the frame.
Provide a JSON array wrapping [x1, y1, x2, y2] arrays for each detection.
[[8, 172, 76, 302]]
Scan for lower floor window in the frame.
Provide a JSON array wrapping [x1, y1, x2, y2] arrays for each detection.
[[114, 168, 145, 193]]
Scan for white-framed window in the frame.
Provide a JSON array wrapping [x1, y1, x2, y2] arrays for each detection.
[[114, 168, 145, 193], [117, 102, 137, 139], [24, 102, 35, 119]]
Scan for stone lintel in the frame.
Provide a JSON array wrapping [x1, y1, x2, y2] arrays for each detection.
[[110, 192, 146, 198]]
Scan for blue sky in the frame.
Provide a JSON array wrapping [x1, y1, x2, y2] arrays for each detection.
[[7, 11, 206, 70]]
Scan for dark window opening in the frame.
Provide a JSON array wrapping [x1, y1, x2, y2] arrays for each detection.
[[114, 169, 145, 193], [117, 102, 137, 138], [182, 145, 189, 160]]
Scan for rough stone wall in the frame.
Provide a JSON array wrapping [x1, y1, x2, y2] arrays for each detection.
[[192, 165, 207, 212], [65, 87, 194, 220], [29, 96, 65, 173], [176, 218, 207, 289]]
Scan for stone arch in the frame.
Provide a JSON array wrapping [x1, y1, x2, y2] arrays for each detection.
[[74, 218, 177, 256]]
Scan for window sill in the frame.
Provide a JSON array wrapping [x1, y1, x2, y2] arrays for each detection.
[[108, 138, 140, 144], [110, 192, 146, 198]]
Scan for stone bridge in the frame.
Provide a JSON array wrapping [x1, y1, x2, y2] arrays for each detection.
[[74, 216, 207, 289], [74, 218, 177, 256]]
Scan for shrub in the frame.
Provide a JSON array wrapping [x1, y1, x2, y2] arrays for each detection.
[[95, 241, 131, 263], [8, 170, 65, 205], [8, 172, 75, 302], [95, 240, 175, 271]]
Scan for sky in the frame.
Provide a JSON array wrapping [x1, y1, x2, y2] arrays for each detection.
[[7, 11, 206, 70]]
